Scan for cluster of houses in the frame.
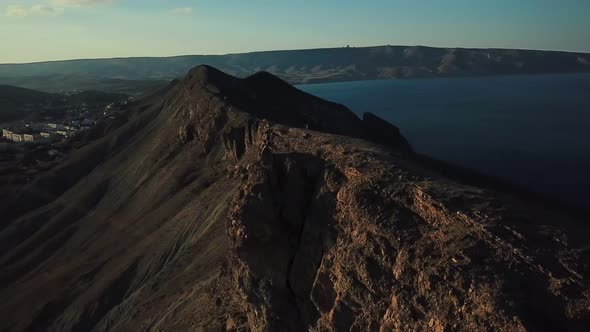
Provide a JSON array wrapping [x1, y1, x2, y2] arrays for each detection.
[[2, 129, 31, 143], [1, 95, 134, 145], [2, 123, 78, 143]]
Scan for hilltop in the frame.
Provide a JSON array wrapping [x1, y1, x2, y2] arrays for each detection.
[[1, 45, 589, 94], [0, 66, 589, 331]]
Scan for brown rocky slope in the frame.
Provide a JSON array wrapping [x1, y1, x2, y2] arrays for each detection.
[[0, 66, 589, 331]]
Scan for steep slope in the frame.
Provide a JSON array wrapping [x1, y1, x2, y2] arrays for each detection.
[[1, 45, 589, 93], [0, 66, 589, 331]]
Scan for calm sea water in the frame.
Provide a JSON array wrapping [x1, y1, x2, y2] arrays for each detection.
[[299, 73, 590, 207]]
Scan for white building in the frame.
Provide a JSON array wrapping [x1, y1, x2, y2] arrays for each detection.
[[11, 133, 23, 142], [2, 129, 13, 139]]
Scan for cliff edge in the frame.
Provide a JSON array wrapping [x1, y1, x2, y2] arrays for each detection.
[[0, 66, 589, 331]]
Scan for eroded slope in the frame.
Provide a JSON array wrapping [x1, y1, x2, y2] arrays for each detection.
[[0, 66, 589, 331]]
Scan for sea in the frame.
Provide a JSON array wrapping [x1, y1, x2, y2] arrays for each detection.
[[299, 73, 590, 209]]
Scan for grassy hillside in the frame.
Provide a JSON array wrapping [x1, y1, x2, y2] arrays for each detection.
[[0, 76, 168, 96], [0, 84, 54, 104], [0, 85, 129, 124], [0, 85, 58, 123]]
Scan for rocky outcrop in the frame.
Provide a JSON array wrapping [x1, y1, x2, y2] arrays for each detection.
[[1, 66, 589, 331], [362, 112, 412, 153], [215, 112, 590, 331]]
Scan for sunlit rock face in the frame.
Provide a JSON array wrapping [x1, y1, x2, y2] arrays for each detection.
[[0, 66, 588, 332]]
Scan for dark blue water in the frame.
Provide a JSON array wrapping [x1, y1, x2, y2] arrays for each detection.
[[299, 74, 590, 207]]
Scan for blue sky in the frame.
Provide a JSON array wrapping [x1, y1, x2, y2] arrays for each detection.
[[1, 0, 590, 63]]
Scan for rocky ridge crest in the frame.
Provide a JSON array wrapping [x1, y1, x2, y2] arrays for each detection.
[[0, 66, 588, 331]]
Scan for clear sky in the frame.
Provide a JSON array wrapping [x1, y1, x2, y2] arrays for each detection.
[[1, 0, 590, 63]]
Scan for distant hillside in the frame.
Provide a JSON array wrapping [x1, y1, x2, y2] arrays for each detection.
[[0, 85, 128, 124], [0, 85, 54, 105], [0, 76, 168, 97], [0, 46, 589, 93], [0, 85, 58, 122]]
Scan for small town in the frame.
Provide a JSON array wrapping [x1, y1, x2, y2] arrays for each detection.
[[0, 91, 133, 169], [0, 96, 133, 144]]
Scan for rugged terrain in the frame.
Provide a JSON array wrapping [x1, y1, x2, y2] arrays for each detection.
[[0, 66, 589, 331], [1, 45, 589, 93]]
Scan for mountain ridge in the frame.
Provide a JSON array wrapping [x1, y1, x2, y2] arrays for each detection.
[[4, 45, 590, 65], [1, 45, 589, 94], [0, 66, 589, 331]]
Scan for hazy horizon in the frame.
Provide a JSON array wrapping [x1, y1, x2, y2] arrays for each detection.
[[2, 0, 590, 64], [2, 43, 590, 66]]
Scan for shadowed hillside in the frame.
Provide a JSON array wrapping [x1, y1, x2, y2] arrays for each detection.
[[0, 85, 128, 124], [0, 66, 589, 331], [0, 85, 58, 122]]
